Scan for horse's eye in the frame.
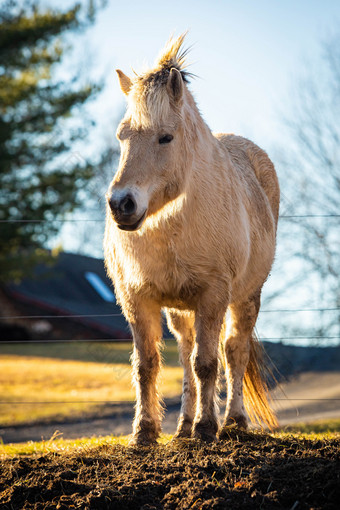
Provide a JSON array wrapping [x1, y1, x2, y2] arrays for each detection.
[[159, 134, 173, 144]]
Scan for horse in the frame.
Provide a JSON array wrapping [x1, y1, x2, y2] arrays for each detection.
[[104, 34, 280, 445]]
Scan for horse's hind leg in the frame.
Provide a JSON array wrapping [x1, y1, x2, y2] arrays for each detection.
[[219, 289, 261, 436], [192, 290, 229, 442], [165, 309, 196, 438]]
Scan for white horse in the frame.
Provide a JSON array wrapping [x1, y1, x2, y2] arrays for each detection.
[[104, 34, 280, 445]]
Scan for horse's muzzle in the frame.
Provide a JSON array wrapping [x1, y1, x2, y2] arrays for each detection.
[[108, 193, 146, 231], [116, 210, 147, 231]]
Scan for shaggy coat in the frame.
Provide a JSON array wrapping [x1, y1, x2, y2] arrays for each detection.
[[104, 34, 280, 444]]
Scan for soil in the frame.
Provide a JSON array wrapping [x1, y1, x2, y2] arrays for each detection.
[[1, 428, 339, 510]]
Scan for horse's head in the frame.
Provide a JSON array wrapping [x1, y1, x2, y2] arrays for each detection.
[[107, 35, 195, 231]]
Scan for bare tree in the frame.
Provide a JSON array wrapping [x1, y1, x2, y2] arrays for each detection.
[[275, 31, 340, 344]]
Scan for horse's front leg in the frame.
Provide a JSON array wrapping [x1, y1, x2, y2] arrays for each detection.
[[129, 300, 163, 446], [192, 289, 229, 442], [165, 309, 196, 438]]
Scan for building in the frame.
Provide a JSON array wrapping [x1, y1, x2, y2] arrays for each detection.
[[0, 252, 131, 341]]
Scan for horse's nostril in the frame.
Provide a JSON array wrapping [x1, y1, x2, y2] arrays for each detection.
[[108, 197, 118, 213], [119, 195, 136, 216]]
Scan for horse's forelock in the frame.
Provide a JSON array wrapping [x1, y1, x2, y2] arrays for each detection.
[[126, 34, 190, 129], [154, 32, 190, 82], [126, 81, 171, 129]]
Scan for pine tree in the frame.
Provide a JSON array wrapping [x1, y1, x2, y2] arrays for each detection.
[[0, 1, 101, 282]]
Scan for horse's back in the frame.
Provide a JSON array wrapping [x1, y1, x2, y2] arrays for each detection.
[[215, 133, 280, 226]]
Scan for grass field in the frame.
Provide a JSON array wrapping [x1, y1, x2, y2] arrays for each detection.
[[0, 339, 180, 365], [0, 340, 182, 427], [285, 418, 340, 434], [1, 418, 339, 457], [1, 427, 339, 509]]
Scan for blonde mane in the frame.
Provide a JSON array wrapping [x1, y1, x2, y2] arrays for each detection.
[[126, 33, 191, 128]]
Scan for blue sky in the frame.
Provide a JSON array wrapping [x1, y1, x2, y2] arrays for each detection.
[[49, 0, 340, 342], [55, 0, 340, 248], [74, 0, 340, 152]]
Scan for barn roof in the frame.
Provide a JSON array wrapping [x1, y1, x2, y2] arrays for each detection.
[[5, 252, 130, 339]]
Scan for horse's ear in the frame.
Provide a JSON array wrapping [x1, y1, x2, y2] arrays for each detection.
[[167, 68, 183, 102], [116, 69, 132, 95]]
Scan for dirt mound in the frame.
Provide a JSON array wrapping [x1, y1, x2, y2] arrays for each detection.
[[1, 429, 339, 509]]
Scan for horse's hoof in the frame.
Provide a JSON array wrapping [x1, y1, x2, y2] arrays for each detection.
[[173, 430, 192, 440], [128, 433, 158, 447], [192, 422, 218, 443], [130, 419, 160, 446], [218, 415, 248, 439], [193, 429, 217, 443], [173, 423, 193, 439]]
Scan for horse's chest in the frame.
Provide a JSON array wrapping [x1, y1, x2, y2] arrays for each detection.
[[122, 235, 198, 304]]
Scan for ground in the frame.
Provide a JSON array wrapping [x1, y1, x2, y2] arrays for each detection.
[[1, 339, 340, 443], [1, 429, 339, 509], [2, 371, 340, 444], [1, 342, 340, 509], [0, 341, 182, 427]]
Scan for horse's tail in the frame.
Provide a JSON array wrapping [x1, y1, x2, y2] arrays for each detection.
[[243, 332, 278, 430]]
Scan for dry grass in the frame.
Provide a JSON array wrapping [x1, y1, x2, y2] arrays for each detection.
[[0, 340, 182, 426], [284, 417, 340, 434], [1, 426, 339, 458]]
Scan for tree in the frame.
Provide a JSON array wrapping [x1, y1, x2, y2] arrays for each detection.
[[0, 0, 103, 282], [277, 31, 340, 343], [59, 141, 120, 258]]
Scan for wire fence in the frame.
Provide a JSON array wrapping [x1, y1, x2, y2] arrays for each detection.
[[1, 335, 340, 344], [1, 308, 339, 346], [1, 214, 340, 224], [1, 398, 339, 404], [0, 313, 123, 319], [1, 307, 340, 321], [1, 324, 339, 405], [1, 213, 340, 412]]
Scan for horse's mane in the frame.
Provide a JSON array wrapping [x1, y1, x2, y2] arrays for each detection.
[[148, 33, 191, 84], [126, 33, 192, 128]]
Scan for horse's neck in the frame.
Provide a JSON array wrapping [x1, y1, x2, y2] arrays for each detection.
[[186, 124, 222, 193]]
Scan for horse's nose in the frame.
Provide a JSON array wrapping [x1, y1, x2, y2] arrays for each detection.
[[119, 194, 137, 216], [108, 192, 137, 219]]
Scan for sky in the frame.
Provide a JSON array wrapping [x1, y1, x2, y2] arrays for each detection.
[[56, 0, 340, 243], [72, 0, 340, 152], [48, 0, 340, 342]]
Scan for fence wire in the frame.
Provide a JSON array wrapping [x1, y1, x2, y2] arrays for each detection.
[[1, 398, 339, 404], [1, 213, 339, 410], [1, 307, 340, 321], [1, 214, 340, 224], [0, 335, 339, 344]]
